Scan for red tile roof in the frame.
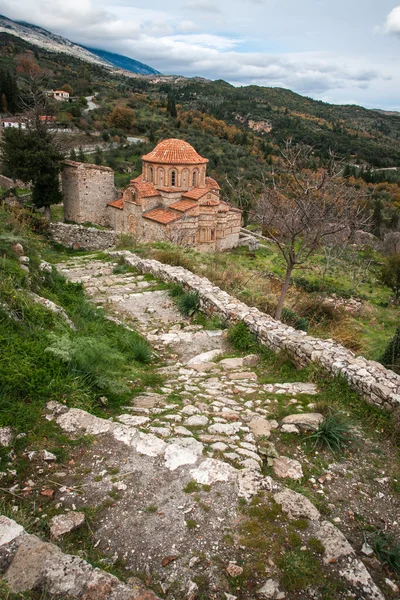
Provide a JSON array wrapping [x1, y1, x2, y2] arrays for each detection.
[[143, 208, 181, 224], [142, 139, 208, 165], [205, 177, 221, 190], [108, 198, 124, 209], [182, 187, 209, 200], [169, 199, 198, 212], [132, 182, 160, 198], [220, 201, 242, 213]]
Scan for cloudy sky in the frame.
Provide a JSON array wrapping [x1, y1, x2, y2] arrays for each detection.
[[2, 0, 400, 109]]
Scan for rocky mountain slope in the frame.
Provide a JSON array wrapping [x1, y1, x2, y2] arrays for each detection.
[[0, 14, 160, 76]]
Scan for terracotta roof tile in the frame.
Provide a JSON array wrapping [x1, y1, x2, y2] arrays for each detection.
[[221, 201, 242, 213], [108, 198, 124, 209], [143, 207, 182, 224], [169, 199, 198, 212], [132, 182, 160, 198], [182, 187, 209, 200], [205, 176, 221, 190], [142, 139, 208, 165]]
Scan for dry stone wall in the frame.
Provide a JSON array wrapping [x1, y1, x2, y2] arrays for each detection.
[[111, 250, 400, 413], [50, 223, 117, 251]]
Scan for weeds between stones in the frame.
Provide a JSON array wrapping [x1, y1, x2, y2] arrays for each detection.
[[308, 411, 353, 453], [370, 531, 400, 576]]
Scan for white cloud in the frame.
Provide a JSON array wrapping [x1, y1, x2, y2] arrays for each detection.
[[176, 20, 200, 33], [183, 0, 221, 13], [385, 5, 400, 34]]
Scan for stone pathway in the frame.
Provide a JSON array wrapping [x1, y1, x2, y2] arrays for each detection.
[[23, 254, 384, 600]]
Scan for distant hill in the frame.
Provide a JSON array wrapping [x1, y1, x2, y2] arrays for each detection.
[[84, 47, 160, 76], [0, 14, 160, 76]]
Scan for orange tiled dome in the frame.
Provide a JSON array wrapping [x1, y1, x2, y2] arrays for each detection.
[[142, 139, 208, 165]]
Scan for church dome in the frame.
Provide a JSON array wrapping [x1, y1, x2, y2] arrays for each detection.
[[142, 139, 208, 165]]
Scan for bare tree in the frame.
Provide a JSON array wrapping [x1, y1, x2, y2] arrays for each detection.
[[225, 174, 257, 226], [254, 140, 369, 320]]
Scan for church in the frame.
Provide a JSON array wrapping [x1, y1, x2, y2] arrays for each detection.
[[61, 139, 243, 252]]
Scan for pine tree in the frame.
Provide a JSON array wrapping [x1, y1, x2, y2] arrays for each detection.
[[167, 94, 177, 118], [372, 198, 383, 238], [69, 148, 77, 161], [1, 93, 7, 113]]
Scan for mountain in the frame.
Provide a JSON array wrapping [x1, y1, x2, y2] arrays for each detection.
[[0, 14, 160, 76], [83, 47, 160, 76]]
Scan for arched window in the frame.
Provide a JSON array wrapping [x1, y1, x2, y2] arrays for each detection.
[[148, 166, 153, 182], [171, 170, 176, 186], [192, 170, 198, 187]]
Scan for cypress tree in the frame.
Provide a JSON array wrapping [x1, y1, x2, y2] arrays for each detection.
[[380, 326, 400, 373]]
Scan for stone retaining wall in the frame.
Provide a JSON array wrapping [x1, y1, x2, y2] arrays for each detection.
[[50, 222, 117, 251], [111, 250, 400, 413]]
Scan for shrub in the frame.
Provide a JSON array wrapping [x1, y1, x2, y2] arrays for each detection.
[[281, 307, 309, 332], [308, 412, 352, 453], [227, 321, 258, 352], [379, 255, 400, 303]]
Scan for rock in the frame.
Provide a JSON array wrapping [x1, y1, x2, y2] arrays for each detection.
[[273, 457, 303, 480], [274, 488, 320, 520], [43, 450, 57, 462], [0, 516, 24, 546], [228, 372, 258, 381], [361, 542, 374, 557], [19, 255, 30, 265], [12, 243, 24, 256], [164, 437, 203, 470], [49, 512, 85, 538], [0, 426, 13, 447], [248, 418, 274, 439], [219, 357, 244, 370], [281, 424, 300, 434], [187, 362, 216, 372], [190, 458, 237, 484], [20, 264, 29, 273], [225, 594, 238, 600], [39, 261, 52, 273], [182, 405, 200, 416], [243, 354, 260, 367], [133, 394, 164, 409], [211, 442, 228, 451], [385, 578, 399, 593], [184, 415, 209, 427], [174, 426, 193, 436], [208, 422, 242, 435], [187, 349, 222, 364], [257, 579, 285, 598], [226, 563, 243, 577], [117, 414, 150, 427], [314, 520, 354, 563], [281, 413, 324, 431]]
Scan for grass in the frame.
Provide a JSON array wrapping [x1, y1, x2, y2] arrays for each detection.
[[168, 284, 200, 317], [278, 549, 324, 591]]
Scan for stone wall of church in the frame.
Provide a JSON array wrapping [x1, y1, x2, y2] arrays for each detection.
[[61, 161, 116, 226]]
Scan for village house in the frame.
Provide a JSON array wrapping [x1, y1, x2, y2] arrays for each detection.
[[52, 90, 70, 101], [61, 138, 243, 252], [1, 117, 26, 129]]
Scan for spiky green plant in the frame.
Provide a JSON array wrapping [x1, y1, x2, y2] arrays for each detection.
[[177, 291, 200, 316], [308, 412, 352, 453], [371, 531, 400, 575]]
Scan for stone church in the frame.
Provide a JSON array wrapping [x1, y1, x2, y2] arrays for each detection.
[[61, 138, 242, 252]]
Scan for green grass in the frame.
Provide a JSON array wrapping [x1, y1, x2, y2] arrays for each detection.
[[278, 549, 324, 591], [371, 531, 400, 575]]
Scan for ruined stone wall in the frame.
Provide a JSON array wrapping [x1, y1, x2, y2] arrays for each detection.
[[61, 161, 117, 227], [111, 250, 400, 413], [50, 223, 117, 250]]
